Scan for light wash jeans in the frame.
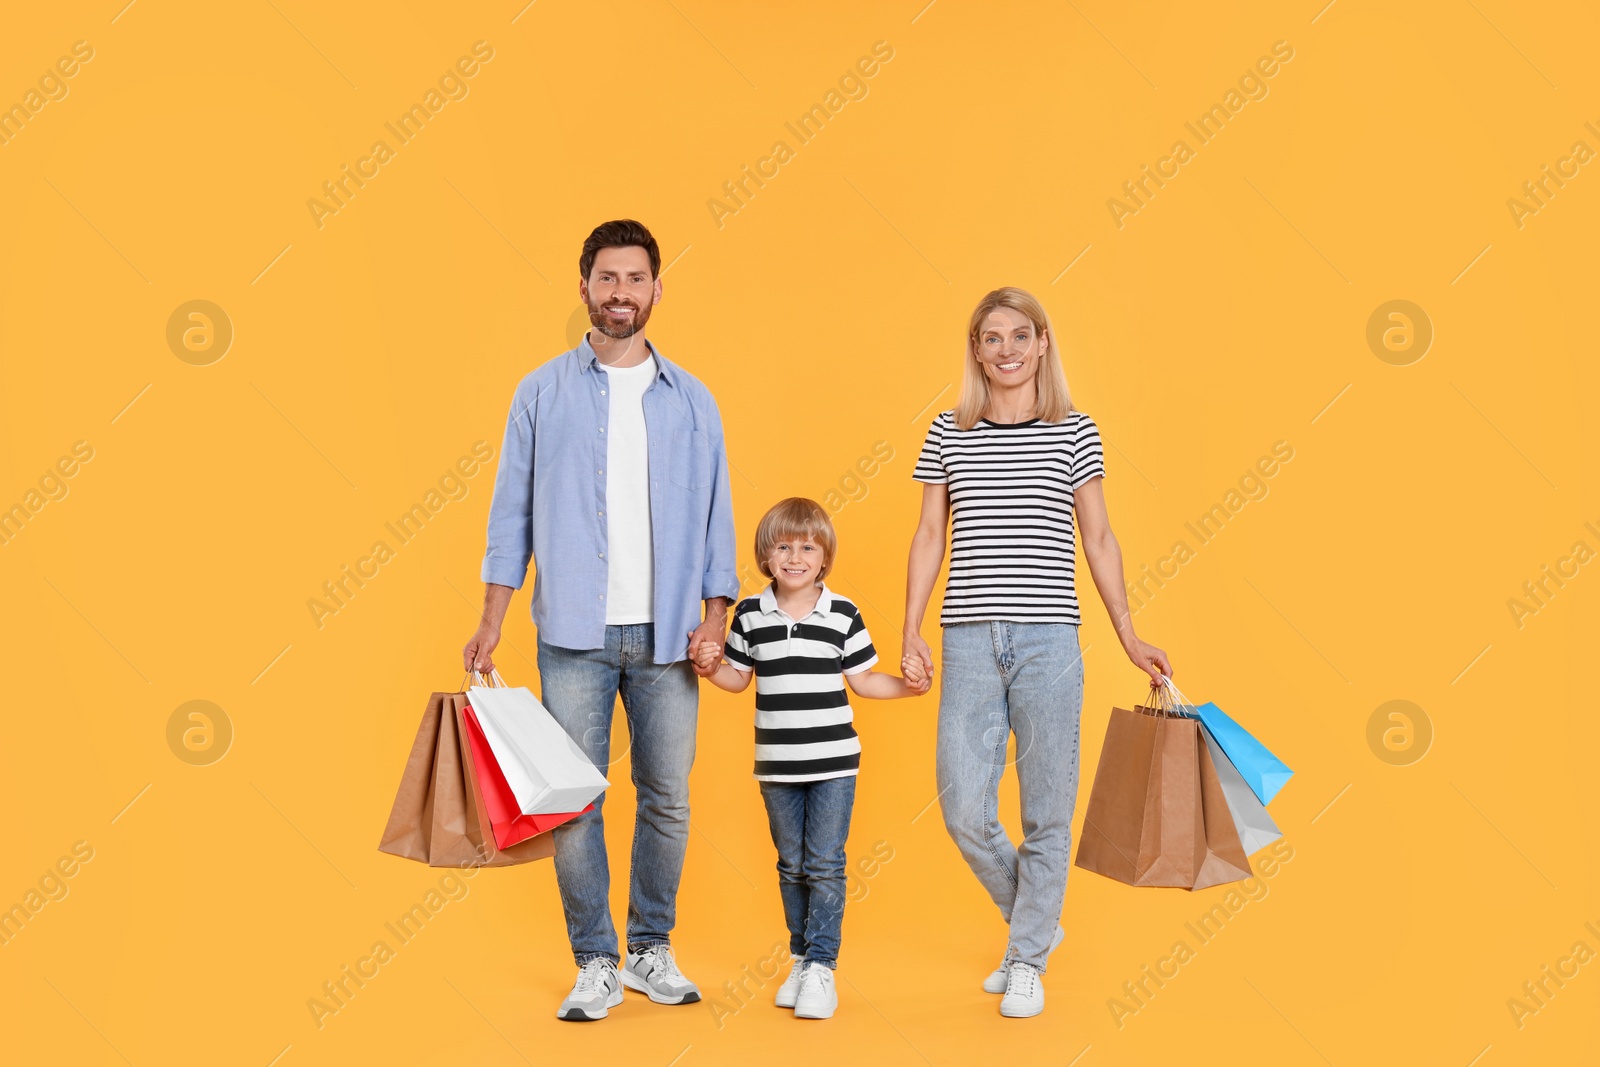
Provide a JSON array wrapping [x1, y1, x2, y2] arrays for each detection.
[[537, 623, 698, 966], [935, 621, 1085, 972], [758, 775, 857, 969]]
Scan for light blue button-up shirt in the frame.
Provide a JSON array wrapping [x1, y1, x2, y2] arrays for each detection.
[[480, 336, 739, 664]]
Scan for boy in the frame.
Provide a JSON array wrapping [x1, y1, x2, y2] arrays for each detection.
[[693, 497, 928, 1019]]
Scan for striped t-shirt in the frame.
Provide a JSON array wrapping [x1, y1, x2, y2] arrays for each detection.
[[912, 410, 1106, 626], [723, 584, 878, 783]]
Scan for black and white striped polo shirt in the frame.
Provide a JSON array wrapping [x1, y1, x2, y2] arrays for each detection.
[[912, 409, 1106, 626], [723, 584, 878, 783]]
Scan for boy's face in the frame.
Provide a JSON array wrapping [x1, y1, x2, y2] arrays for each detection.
[[767, 535, 825, 592]]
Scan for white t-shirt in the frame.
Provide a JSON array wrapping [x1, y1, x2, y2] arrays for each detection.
[[600, 354, 657, 623]]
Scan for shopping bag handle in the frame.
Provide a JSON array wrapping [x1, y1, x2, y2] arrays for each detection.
[[1157, 673, 1199, 715], [1133, 679, 1185, 717], [466, 667, 511, 689]]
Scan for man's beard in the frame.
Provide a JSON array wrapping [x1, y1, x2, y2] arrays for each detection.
[[588, 297, 652, 340]]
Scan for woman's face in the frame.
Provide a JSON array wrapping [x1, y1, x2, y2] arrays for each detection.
[[973, 306, 1048, 389]]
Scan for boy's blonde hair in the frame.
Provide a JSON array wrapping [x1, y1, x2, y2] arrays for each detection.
[[754, 497, 837, 581], [954, 286, 1076, 431]]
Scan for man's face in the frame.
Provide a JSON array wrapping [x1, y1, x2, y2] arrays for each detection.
[[580, 246, 660, 339]]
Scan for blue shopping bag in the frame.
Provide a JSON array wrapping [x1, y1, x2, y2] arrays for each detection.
[[1192, 701, 1293, 806]]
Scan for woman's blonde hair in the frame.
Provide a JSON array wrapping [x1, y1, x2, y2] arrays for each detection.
[[754, 497, 837, 581], [953, 287, 1075, 430]]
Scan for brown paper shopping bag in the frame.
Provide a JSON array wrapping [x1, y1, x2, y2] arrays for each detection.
[[1075, 703, 1204, 887], [378, 691, 553, 868]]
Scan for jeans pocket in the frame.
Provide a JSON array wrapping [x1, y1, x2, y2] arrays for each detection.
[[669, 427, 713, 490]]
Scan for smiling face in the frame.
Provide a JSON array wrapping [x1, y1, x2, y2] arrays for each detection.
[[766, 535, 826, 592], [580, 245, 660, 340], [973, 306, 1048, 391]]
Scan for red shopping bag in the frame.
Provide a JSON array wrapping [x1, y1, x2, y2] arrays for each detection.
[[461, 702, 590, 849]]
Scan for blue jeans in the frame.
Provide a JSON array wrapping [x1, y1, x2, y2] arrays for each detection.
[[758, 775, 856, 970], [935, 622, 1084, 972], [537, 623, 698, 966]]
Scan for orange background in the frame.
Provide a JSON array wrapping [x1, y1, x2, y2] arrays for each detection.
[[1, 1, 1596, 1064]]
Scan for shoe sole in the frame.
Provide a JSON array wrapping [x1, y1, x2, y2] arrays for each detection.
[[983, 926, 1067, 993], [619, 969, 701, 1005], [1000, 1002, 1044, 1018], [557, 989, 623, 1021], [775, 991, 798, 1008], [794, 1003, 836, 1019]]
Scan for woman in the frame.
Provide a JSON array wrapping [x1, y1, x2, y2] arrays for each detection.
[[900, 287, 1171, 1019]]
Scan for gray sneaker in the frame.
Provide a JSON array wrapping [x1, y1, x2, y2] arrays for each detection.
[[983, 925, 1065, 993], [556, 958, 623, 1022], [621, 944, 701, 1005]]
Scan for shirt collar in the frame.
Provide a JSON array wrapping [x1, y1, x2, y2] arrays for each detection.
[[577, 333, 677, 387], [758, 582, 834, 620]]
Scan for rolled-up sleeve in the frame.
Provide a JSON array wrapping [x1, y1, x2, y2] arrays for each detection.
[[701, 396, 739, 602], [481, 375, 538, 589]]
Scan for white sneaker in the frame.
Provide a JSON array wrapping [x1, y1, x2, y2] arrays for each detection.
[[999, 961, 1044, 1018], [793, 962, 838, 1020], [774, 958, 807, 1008], [557, 958, 623, 1021], [983, 925, 1065, 993], [620, 944, 701, 1005]]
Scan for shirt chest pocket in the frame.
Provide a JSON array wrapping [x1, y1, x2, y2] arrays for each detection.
[[670, 428, 714, 490]]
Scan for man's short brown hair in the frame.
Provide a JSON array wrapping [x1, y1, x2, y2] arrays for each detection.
[[579, 219, 661, 280]]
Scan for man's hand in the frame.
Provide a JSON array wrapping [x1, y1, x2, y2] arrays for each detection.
[[463, 624, 501, 673], [688, 599, 729, 677], [690, 636, 722, 673], [464, 584, 515, 675], [687, 629, 722, 677]]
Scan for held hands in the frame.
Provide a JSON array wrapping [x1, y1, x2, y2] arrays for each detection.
[[687, 604, 729, 678], [901, 630, 933, 695], [900, 654, 932, 694], [687, 631, 724, 677]]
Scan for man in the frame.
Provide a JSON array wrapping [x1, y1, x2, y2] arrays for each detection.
[[464, 219, 737, 1022]]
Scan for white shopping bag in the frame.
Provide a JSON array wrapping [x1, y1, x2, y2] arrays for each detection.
[[1200, 723, 1282, 856], [467, 671, 609, 815]]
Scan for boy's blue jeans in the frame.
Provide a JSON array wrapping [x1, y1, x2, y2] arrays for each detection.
[[758, 775, 857, 970], [537, 623, 699, 966]]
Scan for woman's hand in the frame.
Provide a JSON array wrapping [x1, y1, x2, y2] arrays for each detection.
[[1124, 637, 1172, 687], [902, 631, 934, 694], [900, 652, 932, 694]]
